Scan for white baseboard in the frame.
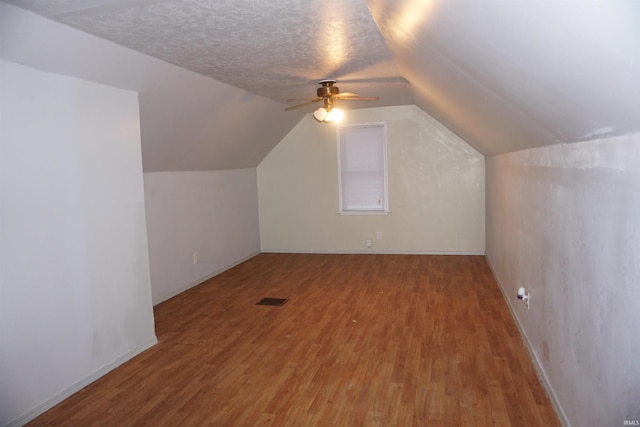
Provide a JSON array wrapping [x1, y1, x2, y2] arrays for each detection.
[[261, 249, 485, 255], [485, 258, 571, 427], [152, 251, 261, 306], [6, 337, 158, 427]]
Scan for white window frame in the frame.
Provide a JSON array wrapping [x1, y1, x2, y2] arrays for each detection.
[[337, 122, 389, 215]]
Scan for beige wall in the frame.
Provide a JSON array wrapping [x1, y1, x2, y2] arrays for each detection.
[[258, 105, 485, 253]]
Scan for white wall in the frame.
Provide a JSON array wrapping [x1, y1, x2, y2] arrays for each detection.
[[143, 170, 260, 304], [0, 60, 157, 426], [258, 105, 485, 253], [486, 135, 640, 427]]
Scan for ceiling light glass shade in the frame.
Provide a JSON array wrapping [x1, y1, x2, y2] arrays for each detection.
[[331, 108, 344, 122], [313, 106, 344, 123], [313, 107, 327, 122], [324, 110, 334, 122]]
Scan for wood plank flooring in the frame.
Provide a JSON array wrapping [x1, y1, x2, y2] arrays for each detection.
[[27, 254, 560, 426]]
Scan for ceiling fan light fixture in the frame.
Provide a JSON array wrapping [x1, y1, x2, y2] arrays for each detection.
[[313, 107, 328, 122], [313, 107, 344, 123], [331, 108, 344, 122], [289, 79, 377, 121]]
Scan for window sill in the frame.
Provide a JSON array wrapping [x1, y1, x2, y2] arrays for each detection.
[[338, 210, 391, 216]]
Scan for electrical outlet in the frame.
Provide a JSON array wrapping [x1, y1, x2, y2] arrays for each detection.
[[193, 252, 199, 264], [366, 239, 372, 248], [376, 231, 383, 239], [517, 287, 530, 310]]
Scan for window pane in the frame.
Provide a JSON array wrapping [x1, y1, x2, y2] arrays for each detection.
[[342, 128, 383, 172], [342, 171, 384, 210], [338, 123, 387, 213]]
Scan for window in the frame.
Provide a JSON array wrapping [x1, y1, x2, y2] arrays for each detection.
[[337, 122, 389, 214]]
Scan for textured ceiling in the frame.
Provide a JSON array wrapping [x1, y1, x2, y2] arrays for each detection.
[[3, 0, 640, 161], [4, 0, 412, 106]]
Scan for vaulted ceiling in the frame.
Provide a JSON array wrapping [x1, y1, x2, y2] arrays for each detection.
[[2, 0, 639, 171]]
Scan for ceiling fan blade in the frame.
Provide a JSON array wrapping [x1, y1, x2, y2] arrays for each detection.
[[285, 100, 321, 111], [338, 96, 380, 101], [286, 97, 320, 102], [334, 92, 359, 98]]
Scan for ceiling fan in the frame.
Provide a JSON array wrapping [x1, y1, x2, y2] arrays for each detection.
[[285, 79, 379, 122]]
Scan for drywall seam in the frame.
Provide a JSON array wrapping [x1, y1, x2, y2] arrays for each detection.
[[5, 338, 158, 427], [152, 251, 260, 305], [485, 256, 571, 427]]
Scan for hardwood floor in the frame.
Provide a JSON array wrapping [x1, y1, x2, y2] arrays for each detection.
[[27, 254, 560, 426]]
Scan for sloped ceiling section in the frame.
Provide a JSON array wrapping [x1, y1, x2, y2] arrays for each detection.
[[0, 2, 301, 172], [367, 0, 640, 155], [2, 0, 639, 160]]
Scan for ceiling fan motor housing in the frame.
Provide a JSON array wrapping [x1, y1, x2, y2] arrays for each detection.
[[317, 85, 339, 97]]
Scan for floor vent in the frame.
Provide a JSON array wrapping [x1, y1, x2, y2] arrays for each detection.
[[255, 297, 289, 306]]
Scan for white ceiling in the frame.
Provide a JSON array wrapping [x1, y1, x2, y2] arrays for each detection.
[[3, 0, 640, 165], [369, 0, 640, 154], [3, 0, 412, 106]]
